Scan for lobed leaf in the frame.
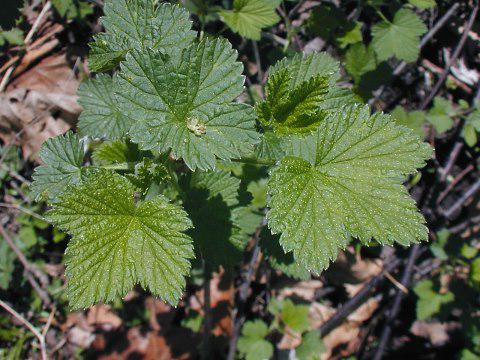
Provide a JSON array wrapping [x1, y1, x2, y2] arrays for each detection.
[[219, 0, 281, 40], [267, 105, 432, 273], [117, 38, 259, 171], [77, 74, 132, 140], [89, 0, 195, 72], [372, 8, 427, 63], [30, 131, 88, 202], [48, 170, 193, 309]]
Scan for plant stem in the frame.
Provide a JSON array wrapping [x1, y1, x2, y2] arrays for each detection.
[[375, 9, 389, 23], [231, 157, 276, 166], [202, 267, 212, 359], [97, 162, 135, 171], [0, 299, 47, 360]]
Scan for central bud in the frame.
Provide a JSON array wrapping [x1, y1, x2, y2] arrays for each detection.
[[186, 117, 207, 136]]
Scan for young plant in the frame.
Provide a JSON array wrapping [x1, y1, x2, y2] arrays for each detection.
[[31, 0, 431, 310]]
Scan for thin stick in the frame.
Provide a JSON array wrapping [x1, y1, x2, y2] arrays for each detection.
[[373, 245, 421, 360], [440, 142, 463, 182], [0, 203, 45, 221], [420, 4, 479, 110], [0, 1, 52, 92], [0, 299, 47, 360], [437, 164, 474, 204], [318, 257, 402, 337], [227, 219, 266, 360], [202, 271, 212, 359], [252, 41, 263, 87], [442, 178, 480, 219], [24, 1, 52, 45], [0, 225, 51, 306]]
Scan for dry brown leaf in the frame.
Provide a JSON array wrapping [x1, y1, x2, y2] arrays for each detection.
[[278, 280, 323, 302], [411, 320, 460, 346], [278, 327, 302, 350], [325, 250, 382, 286], [87, 305, 122, 331], [0, 53, 81, 158], [189, 270, 234, 337]]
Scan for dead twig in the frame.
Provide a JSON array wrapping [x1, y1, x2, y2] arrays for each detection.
[[420, 4, 479, 110], [227, 219, 266, 360], [0, 1, 52, 92], [442, 178, 480, 219], [0, 225, 51, 306], [0, 299, 47, 360], [437, 165, 474, 204], [373, 245, 422, 360], [318, 257, 402, 337]]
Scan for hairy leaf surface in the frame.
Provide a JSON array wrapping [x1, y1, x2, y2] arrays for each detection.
[[78, 74, 132, 139], [118, 38, 259, 170], [31, 132, 87, 202], [267, 105, 432, 272], [258, 52, 359, 135], [219, 0, 281, 40], [89, 0, 195, 72], [48, 170, 193, 309]]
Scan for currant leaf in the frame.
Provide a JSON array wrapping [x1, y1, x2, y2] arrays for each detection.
[[267, 105, 432, 273], [77, 74, 132, 140], [88, 0, 195, 72], [117, 38, 259, 170], [47, 170, 193, 309], [257, 52, 359, 135], [219, 0, 281, 40], [30, 131, 88, 202], [372, 8, 427, 63], [184, 171, 247, 269]]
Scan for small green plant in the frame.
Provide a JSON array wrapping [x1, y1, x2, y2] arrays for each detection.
[[31, 0, 431, 311]]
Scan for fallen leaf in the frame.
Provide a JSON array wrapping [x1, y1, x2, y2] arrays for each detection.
[[87, 304, 122, 331]]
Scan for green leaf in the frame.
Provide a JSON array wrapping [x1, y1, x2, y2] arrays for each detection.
[[78, 74, 133, 139], [337, 22, 363, 48], [391, 106, 426, 138], [258, 52, 359, 135], [372, 9, 427, 62], [296, 331, 326, 360], [409, 0, 436, 9], [414, 280, 454, 320], [92, 139, 144, 165], [218, 0, 280, 40], [426, 97, 455, 134], [467, 109, 480, 132], [260, 230, 311, 280], [51, 0, 93, 20], [430, 229, 449, 260], [118, 38, 259, 171], [47, 170, 194, 309], [254, 131, 286, 161], [0, 28, 24, 45], [307, 4, 348, 40], [470, 258, 480, 288], [30, 131, 88, 202], [464, 123, 477, 147], [280, 299, 310, 333], [267, 105, 431, 272], [238, 320, 273, 360], [345, 43, 377, 83], [0, 240, 15, 290], [258, 71, 329, 134], [184, 171, 245, 269], [89, 0, 195, 72]]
